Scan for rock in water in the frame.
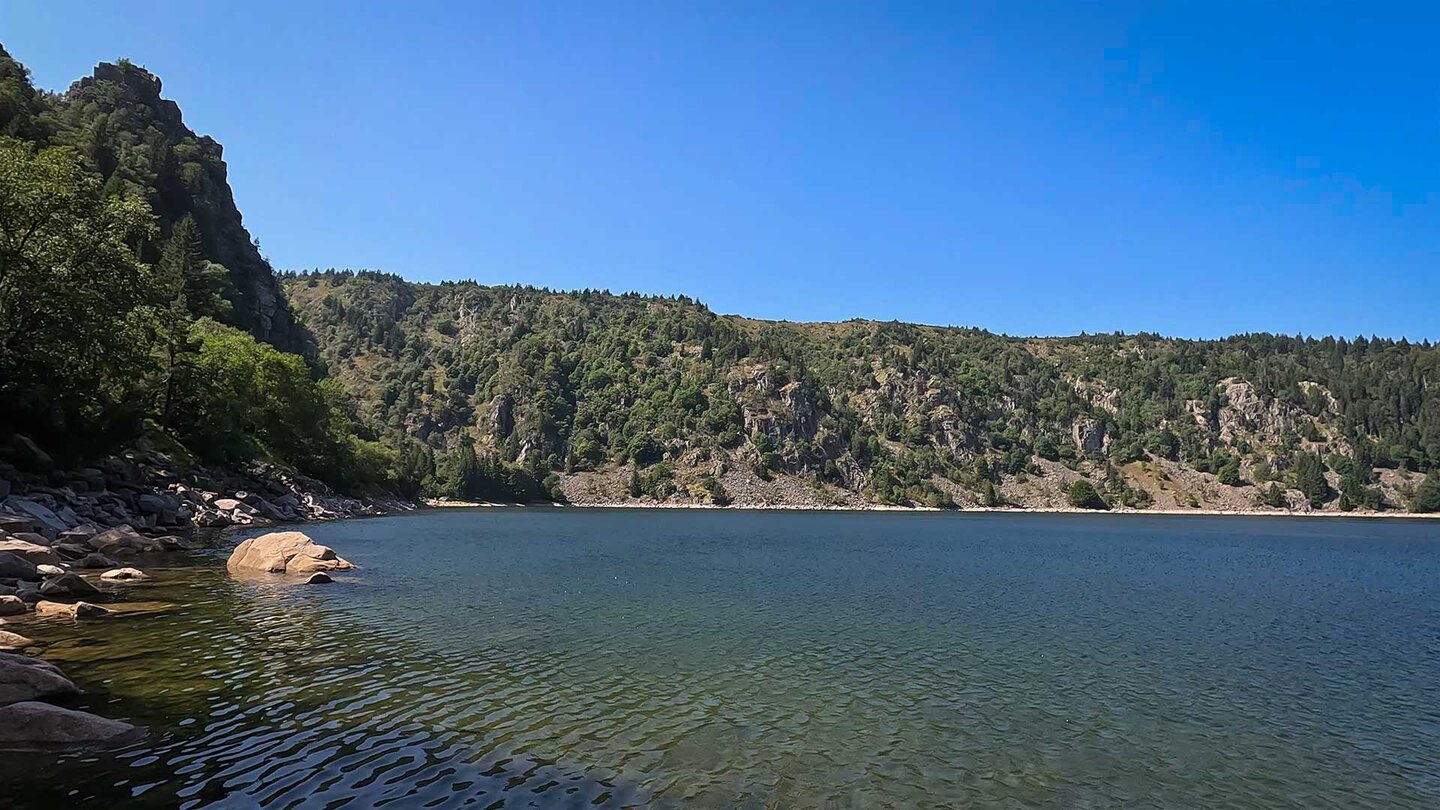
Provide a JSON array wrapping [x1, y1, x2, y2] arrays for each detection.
[[0, 652, 79, 704], [0, 596, 25, 616], [305, 572, 333, 584], [38, 573, 101, 599], [0, 630, 34, 650], [35, 564, 65, 578], [99, 568, 148, 581], [76, 553, 120, 570], [226, 531, 354, 575], [33, 601, 109, 620], [0, 702, 138, 747]]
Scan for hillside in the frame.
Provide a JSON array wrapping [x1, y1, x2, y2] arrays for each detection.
[[283, 270, 1440, 513], [2, 42, 1438, 516]]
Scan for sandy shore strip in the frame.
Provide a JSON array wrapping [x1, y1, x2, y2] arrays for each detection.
[[425, 498, 1440, 520]]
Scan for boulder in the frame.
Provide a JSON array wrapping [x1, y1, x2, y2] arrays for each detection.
[[135, 494, 168, 514], [0, 630, 34, 650], [76, 553, 120, 570], [88, 526, 166, 556], [0, 702, 138, 747], [226, 531, 354, 575], [9, 531, 53, 547], [196, 509, 229, 528], [2, 499, 67, 536], [51, 543, 90, 561], [0, 540, 61, 567], [212, 498, 245, 512], [0, 434, 53, 473], [99, 568, 147, 582], [0, 596, 25, 616], [0, 552, 38, 582], [0, 516, 35, 534], [33, 601, 109, 620], [305, 572, 333, 584], [35, 564, 64, 578], [39, 574, 101, 599], [0, 652, 78, 704]]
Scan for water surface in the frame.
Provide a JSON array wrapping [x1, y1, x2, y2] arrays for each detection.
[[4, 509, 1439, 808]]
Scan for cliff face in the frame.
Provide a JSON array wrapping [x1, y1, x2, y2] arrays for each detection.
[[53, 61, 306, 354], [0, 45, 305, 355]]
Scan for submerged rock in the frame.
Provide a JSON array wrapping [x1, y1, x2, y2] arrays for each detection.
[[33, 601, 109, 620], [99, 567, 147, 581], [0, 652, 78, 704], [0, 702, 138, 747], [226, 531, 354, 575], [305, 572, 333, 584]]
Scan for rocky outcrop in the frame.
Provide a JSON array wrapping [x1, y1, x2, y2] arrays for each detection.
[[1071, 417, 1109, 457], [0, 701, 138, 747], [226, 531, 354, 576], [59, 60, 307, 355]]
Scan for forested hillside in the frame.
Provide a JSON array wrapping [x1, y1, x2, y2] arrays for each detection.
[[2, 43, 1438, 514], [0, 46, 386, 490], [283, 270, 1440, 513]]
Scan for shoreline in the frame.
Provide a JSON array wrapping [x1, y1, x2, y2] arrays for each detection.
[[424, 498, 1440, 520]]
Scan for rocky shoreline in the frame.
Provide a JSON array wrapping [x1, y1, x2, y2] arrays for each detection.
[[0, 433, 415, 751]]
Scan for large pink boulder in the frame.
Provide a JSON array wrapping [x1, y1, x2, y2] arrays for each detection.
[[225, 531, 354, 575]]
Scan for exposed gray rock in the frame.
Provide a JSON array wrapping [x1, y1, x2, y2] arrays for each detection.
[[0, 596, 25, 616], [35, 564, 64, 578], [1, 499, 67, 536], [76, 553, 120, 570], [39, 573, 101, 599], [99, 568, 147, 581], [0, 701, 138, 747], [135, 493, 167, 514], [0, 553, 38, 582], [0, 652, 78, 704], [88, 526, 166, 556], [1071, 417, 1109, 458]]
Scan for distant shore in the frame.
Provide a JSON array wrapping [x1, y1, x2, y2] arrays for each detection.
[[425, 498, 1440, 520]]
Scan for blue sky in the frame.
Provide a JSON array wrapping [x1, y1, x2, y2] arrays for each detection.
[[4, 2, 1437, 339]]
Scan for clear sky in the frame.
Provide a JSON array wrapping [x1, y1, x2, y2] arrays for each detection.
[[3, 1, 1437, 339]]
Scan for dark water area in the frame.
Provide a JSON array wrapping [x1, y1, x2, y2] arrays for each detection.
[[3, 509, 1439, 808]]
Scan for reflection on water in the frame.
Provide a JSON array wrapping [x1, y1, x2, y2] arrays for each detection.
[[3, 509, 1439, 808]]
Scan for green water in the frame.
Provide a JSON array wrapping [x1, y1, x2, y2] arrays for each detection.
[[2, 509, 1438, 808]]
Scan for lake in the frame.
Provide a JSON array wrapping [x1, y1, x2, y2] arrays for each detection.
[[4, 509, 1439, 808]]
